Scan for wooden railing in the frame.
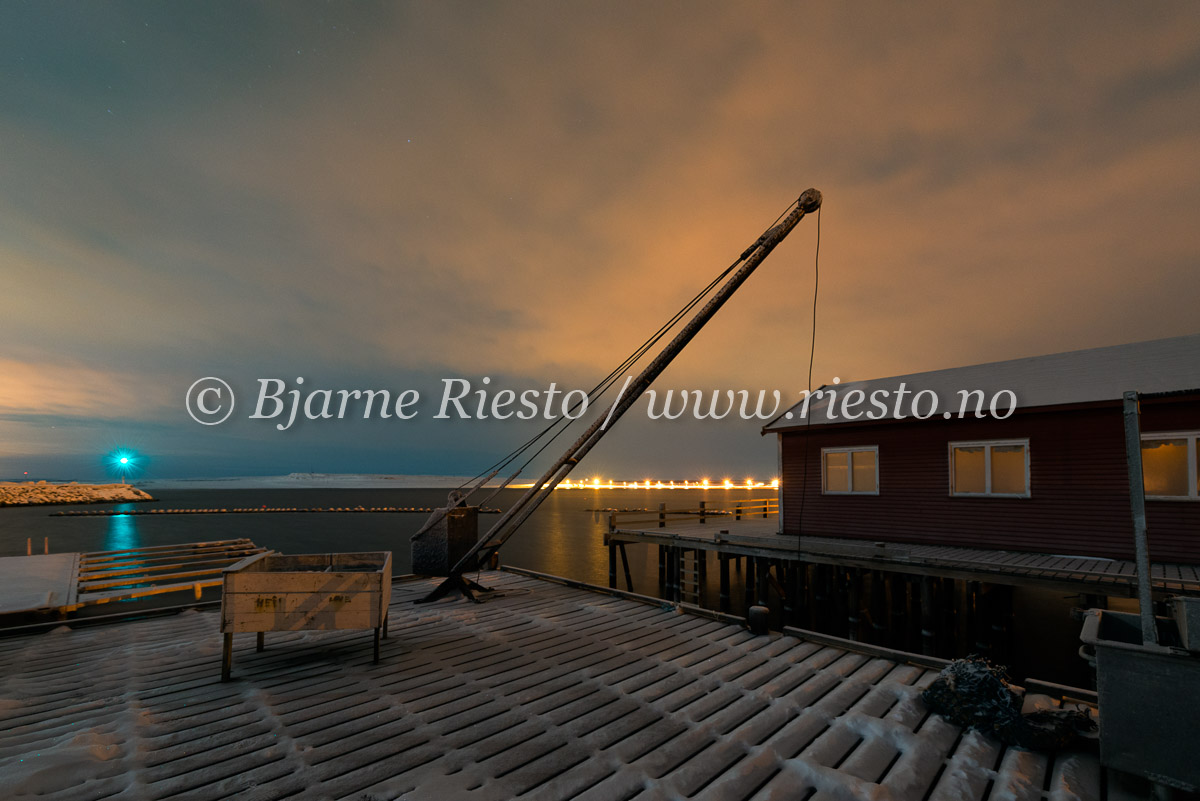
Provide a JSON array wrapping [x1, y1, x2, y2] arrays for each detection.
[[607, 497, 778, 532]]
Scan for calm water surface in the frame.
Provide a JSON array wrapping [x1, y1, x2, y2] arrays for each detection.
[[0, 487, 770, 588]]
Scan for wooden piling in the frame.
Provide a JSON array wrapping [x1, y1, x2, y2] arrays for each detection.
[[920, 576, 936, 656], [756, 558, 769, 607], [846, 568, 862, 642], [618, 543, 633, 591], [608, 541, 617, 589], [719, 553, 731, 613], [744, 557, 756, 612]]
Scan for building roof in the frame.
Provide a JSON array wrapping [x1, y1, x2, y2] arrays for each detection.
[[764, 333, 1200, 431]]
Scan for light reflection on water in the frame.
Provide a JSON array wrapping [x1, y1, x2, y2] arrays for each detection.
[[105, 506, 140, 552]]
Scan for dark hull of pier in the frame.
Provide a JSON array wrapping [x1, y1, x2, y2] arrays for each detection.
[[606, 518, 1200, 683]]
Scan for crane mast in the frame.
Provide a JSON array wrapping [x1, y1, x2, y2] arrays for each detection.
[[421, 188, 822, 603]]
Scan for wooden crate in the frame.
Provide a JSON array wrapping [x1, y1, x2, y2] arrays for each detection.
[[219, 551, 391, 680]]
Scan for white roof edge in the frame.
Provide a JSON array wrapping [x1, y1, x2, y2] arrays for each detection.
[[764, 333, 1200, 431]]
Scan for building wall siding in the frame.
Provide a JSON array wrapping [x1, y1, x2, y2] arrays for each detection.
[[779, 399, 1200, 563]]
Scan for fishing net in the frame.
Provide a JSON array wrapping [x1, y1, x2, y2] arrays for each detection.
[[921, 656, 1096, 750]]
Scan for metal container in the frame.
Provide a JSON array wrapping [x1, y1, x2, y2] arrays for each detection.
[[1170, 596, 1200, 653], [1079, 609, 1200, 791]]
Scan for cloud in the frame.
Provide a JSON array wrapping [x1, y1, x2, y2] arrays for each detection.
[[1, 2, 1198, 476]]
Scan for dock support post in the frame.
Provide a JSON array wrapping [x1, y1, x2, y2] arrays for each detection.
[[782, 564, 794, 623], [888, 574, 907, 650], [719, 553, 730, 613], [989, 584, 1013, 664], [618, 543, 633, 591], [658, 502, 666, 528], [608, 540, 617, 589], [790, 562, 806, 627], [812, 565, 829, 631], [969, 581, 989, 656], [869, 571, 888, 644], [745, 557, 756, 612], [699, 500, 706, 524], [847, 569, 862, 642], [920, 576, 936, 656], [756, 558, 769, 607]]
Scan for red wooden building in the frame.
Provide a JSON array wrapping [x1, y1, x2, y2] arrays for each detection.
[[764, 334, 1200, 564]]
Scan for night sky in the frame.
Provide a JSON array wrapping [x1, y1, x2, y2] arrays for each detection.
[[2, 2, 1198, 481]]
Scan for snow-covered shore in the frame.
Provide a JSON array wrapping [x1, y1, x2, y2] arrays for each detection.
[[0, 481, 154, 507]]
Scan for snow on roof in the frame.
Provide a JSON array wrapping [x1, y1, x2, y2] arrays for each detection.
[[764, 333, 1200, 431]]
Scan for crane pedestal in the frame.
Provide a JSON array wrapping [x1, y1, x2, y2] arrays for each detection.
[[412, 506, 479, 576]]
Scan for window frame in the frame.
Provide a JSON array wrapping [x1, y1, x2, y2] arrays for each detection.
[[820, 445, 879, 495], [1141, 431, 1200, 501], [948, 438, 1031, 498]]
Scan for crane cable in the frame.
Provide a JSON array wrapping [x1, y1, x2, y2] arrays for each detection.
[[797, 205, 821, 547]]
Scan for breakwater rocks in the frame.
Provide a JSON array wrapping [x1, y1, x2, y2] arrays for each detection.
[[0, 482, 154, 507]]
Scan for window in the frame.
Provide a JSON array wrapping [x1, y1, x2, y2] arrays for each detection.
[[822, 446, 878, 494], [1142, 432, 1200, 499], [949, 439, 1029, 497]]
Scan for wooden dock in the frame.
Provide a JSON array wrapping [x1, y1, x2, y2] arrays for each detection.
[[0, 539, 267, 622], [0, 569, 1125, 800], [606, 517, 1200, 598]]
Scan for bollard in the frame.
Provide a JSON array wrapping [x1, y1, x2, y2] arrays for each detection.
[[44, 537, 48, 554], [27, 538, 32, 556], [748, 605, 770, 635]]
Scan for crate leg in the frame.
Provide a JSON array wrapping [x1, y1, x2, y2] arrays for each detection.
[[221, 633, 233, 682], [382, 610, 389, 640], [373, 627, 382, 663], [256, 632, 265, 652]]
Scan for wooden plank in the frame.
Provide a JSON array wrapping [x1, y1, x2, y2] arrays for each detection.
[[223, 609, 379, 632], [81, 539, 256, 558], [225, 571, 381, 594], [80, 556, 256, 579], [79, 566, 231, 591], [77, 578, 223, 605], [77, 548, 264, 572], [222, 590, 381, 617]]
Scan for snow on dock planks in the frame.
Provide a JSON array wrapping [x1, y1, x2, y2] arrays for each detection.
[[50, 506, 503, 516]]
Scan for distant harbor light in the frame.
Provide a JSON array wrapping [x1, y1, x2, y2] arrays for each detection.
[[553, 476, 779, 490]]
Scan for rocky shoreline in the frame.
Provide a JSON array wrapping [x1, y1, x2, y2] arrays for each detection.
[[0, 481, 155, 507]]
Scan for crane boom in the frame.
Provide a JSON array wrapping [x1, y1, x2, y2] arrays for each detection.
[[420, 188, 822, 603]]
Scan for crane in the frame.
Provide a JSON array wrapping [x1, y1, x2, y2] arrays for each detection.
[[420, 188, 822, 603]]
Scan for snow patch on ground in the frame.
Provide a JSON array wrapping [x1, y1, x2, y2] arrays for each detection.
[[6, 729, 127, 798]]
